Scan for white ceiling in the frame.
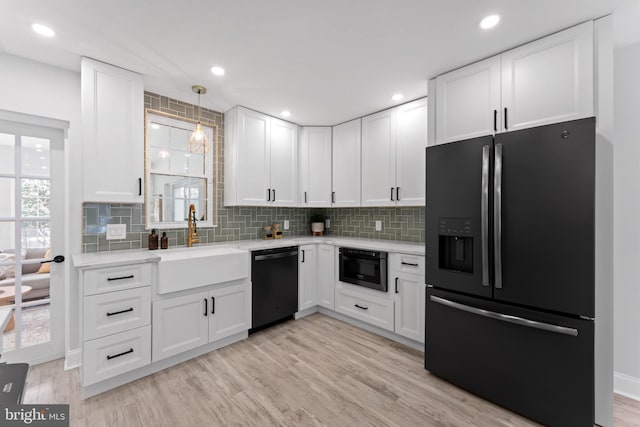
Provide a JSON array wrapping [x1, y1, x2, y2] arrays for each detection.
[[0, 0, 635, 125]]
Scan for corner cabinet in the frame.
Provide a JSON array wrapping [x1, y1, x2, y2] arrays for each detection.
[[332, 119, 361, 207], [81, 58, 144, 203], [299, 127, 332, 207], [434, 21, 593, 144], [225, 106, 298, 206], [361, 98, 428, 207]]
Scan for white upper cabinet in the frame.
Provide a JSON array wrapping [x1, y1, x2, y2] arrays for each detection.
[[361, 109, 397, 207], [501, 21, 594, 132], [269, 118, 298, 206], [395, 98, 428, 206], [81, 58, 144, 203], [234, 108, 270, 206], [435, 57, 501, 144], [299, 127, 332, 207], [361, 99, 428, 207], [332, 119, 361, 207], [433, 22, 594, 144], [225, 107, 298, 206]]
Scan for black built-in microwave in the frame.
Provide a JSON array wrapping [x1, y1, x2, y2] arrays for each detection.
[[338, 247, 387, 292]]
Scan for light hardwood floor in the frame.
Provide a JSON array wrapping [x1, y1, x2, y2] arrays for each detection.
[[23, 313, 640, 426]]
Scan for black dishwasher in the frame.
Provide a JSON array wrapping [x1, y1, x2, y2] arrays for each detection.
[[250, 246, 298, 333]]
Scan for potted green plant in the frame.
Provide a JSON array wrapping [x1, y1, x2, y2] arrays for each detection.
[[310, 213, 326, 235]]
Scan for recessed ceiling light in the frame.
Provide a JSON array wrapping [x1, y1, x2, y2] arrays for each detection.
[[281, 111, 291, 117], [150, 123, 160, 130], [32, 23, 55, 38], [392, 93, 404, 102], [479, 15, 500, 30], [210, 66, 225, 76]]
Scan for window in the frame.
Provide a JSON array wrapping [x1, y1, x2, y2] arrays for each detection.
[[145, 111, 216, 229]]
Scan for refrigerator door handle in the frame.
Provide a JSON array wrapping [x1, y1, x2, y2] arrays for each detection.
[[430, 295, 579, 337], [481, 145, 491, 287], [494, 143, 503, 289]]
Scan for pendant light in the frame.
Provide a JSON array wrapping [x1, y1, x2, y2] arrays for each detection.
[[188, 85, 210, 154]]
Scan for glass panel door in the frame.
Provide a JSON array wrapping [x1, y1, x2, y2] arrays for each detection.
[[0, 119, 64, 363]]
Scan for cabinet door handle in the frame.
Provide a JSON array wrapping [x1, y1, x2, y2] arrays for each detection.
[[396, 187, 400, 201], [493, 110, 497, 132], [204, 298, 208, 316], [390, 187, 395, 201], [211, 297, 215, 315], [107, 348, 133, 360], [138, 178, 142, 196], [395, 277, 399, 294], [504, 107, 508, 130], [301, 249, 305, 263], [332, 191, 336, 204], [106, 307, 134, 317], [272, 189, 276, 202], [267, 188, 271, 201], [401, 262, 419, 267], [354, 304, 368, 310], [107, 275, 134, 281], [304, 191, 307, 204]]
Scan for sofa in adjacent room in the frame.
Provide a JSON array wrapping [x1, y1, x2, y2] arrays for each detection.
[[0, 248, 50, 301]]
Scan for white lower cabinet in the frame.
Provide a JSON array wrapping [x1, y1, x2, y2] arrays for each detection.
[[394, 273, 425, 343], [298, 245, 317, 311], [208, 284, 251, 342], [152, 291, 209, 361], [317, 245, 335, 310], [391, 254, 425, 343], [152, 283, 250, 362], [335, 284, 394, 331], [83, 326, 151, 386]]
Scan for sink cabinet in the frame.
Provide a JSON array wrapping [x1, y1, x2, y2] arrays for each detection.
[[152, 282, 250, 362]]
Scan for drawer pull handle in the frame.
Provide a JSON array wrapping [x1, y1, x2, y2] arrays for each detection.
[[401, 262, 419, 267], [107, 348, 133, 360], [107, 275, 134, 282], [211, 297, 215, 314], [354, 304, 368, 310], [106, 307, 134, 317]]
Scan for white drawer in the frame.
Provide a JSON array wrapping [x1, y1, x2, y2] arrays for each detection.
[[392, 253, 425, 276], [84, 287, 151, 340], [82, 326, 151, 386], [83, 263, 152, 296], [335, 285, 394, 331]]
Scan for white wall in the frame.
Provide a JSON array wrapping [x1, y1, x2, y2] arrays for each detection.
[[613, 39, 640, 399], [0, 53, 82, 363]]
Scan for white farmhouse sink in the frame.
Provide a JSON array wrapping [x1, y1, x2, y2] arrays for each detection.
[[157, 247, 249, 294]]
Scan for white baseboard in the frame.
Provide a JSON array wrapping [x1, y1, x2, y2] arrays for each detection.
[[614, 372, 640, 401], [295, 306, 319, 319], [64, 348, 81, 371]]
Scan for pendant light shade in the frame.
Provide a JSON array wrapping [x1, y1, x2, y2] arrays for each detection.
[[188, 85, 210, 154]]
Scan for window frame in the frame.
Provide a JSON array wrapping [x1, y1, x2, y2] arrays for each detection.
[[144, 110, 218, 230]]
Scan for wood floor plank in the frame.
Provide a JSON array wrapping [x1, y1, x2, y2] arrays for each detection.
[[21, 313, 640, 426]]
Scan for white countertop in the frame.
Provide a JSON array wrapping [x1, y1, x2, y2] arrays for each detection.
[[73, 236, 424, 268]]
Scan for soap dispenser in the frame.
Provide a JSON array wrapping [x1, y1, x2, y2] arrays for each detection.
[[149, 229, 159, 250]]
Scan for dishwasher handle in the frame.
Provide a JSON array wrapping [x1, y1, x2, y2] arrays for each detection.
[[254, 251, 298, 261]]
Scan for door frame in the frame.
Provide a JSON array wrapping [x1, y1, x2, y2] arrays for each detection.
[[0, 110, 69, 364]]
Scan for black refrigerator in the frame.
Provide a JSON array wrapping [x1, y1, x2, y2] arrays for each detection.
[[425, 118, 596, 427]]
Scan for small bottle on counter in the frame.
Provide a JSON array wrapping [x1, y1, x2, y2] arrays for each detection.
[[161, 232, 168, 249], [149, 229, 159, 250]]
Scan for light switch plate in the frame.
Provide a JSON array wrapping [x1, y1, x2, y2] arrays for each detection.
[[283, 220, 290, 230], [375, 220, 382, 231], [106, 224, 127, 240]]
